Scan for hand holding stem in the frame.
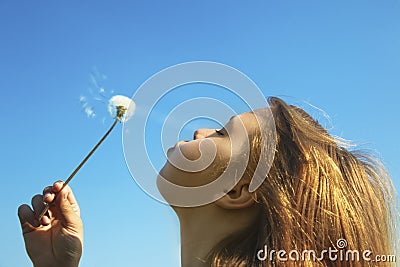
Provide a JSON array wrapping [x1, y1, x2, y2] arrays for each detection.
[[18, 97, 134, 267]]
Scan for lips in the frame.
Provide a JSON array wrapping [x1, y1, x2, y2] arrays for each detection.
[[167, 146, 174, 157]]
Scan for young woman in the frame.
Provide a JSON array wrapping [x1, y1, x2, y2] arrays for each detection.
[[18, 97, 397, 266]]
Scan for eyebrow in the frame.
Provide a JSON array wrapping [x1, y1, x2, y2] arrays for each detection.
[[226, 116, 238, 126], [219, 116, 235, 130], [226, 115, 241, 129]]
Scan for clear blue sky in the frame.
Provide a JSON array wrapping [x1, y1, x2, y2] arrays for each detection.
[[1, 1, 399, 266]]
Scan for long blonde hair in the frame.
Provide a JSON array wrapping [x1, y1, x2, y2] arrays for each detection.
[[209, 97, 398, 266]]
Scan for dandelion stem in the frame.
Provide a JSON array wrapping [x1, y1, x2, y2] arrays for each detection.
[[38, 117, 120, 220]]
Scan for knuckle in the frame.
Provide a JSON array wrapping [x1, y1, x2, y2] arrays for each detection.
[[54, 180, 64, 187], [42, 186, 53, 195]]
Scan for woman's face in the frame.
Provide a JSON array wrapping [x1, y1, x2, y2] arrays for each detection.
[[158, 111, 261, 188]]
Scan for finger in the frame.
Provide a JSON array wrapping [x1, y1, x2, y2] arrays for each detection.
[[37, 202, 52, 226], [31, 194, 45, 217], [42, 186, 56, 203], [52, 180, 65, 193], [50, 181, 81, 225], [41, 185, 56, 224], [53, 187, 81, 226], [52, 181, 79, 211], [18, 204, 39, 233], [41, 212, 52, 226]]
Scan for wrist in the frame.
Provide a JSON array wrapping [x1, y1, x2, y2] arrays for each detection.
[[34, 263, 79, 267], [34, 265, 78, 267]]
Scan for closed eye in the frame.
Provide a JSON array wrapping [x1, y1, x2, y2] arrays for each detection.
[[215, 129, 224, 136]]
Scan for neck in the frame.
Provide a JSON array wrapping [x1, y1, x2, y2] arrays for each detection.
[[175, 197, 261, 267], [179, 207, 225, 267], [180, 228, 215, 267], [178, 205, 252, 267]]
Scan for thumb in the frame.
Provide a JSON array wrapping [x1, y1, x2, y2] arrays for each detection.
[[53, 185, 81, 228]]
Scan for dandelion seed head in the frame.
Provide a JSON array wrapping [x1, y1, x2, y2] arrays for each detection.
[[108, 95, 136, 122]]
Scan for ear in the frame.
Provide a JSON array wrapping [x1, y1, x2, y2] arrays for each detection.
[[215, 183, 255, 209]]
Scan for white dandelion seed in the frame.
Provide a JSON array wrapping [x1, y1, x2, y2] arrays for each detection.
[[108, 95, 136, 122], [84, 107, 96, 118]]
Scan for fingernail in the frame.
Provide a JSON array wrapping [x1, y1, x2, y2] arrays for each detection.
[[43, 193, 51, 201]]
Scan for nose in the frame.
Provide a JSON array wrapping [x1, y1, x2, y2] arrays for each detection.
[[193, 128, 216, 140]]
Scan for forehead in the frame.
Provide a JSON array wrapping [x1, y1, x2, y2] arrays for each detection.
[[228, 111, 261, 135]]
